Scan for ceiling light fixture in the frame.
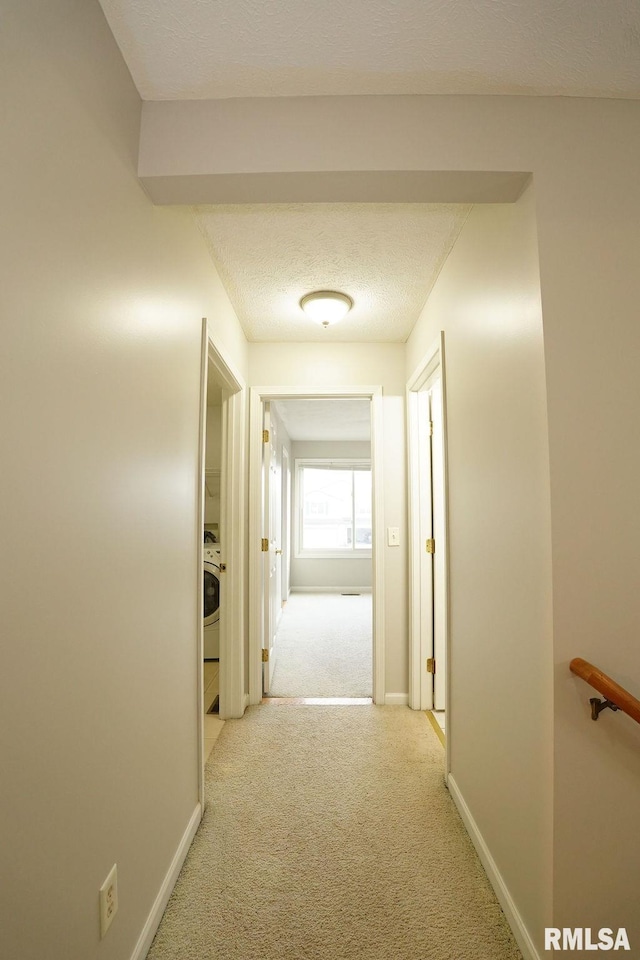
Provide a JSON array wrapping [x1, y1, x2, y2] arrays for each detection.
[[300, 290, 353, 328]]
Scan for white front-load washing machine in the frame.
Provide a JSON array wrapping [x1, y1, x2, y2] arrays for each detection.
[[203, 546, 221, 659]]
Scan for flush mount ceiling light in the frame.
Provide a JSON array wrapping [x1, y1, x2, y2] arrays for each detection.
[[299, 290, 353, 328]]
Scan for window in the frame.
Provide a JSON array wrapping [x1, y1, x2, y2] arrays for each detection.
[[296, 460, 372, 557]]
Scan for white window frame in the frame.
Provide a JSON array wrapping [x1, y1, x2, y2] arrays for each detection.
[[294, 458, 372, 559]]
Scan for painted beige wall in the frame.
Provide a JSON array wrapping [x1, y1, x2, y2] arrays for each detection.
[[205, 405, 222, 470], [290, 441, 372, 590], [204, 405, 222, 527], [249, 343, 408, 696], [407, 185, 553, 951], [0, 3, 246, 959]]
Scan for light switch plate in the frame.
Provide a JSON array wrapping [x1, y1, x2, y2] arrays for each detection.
[[387, 526, 400, 546]]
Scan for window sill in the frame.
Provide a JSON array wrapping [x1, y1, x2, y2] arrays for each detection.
[[295, 551, 372, 560]]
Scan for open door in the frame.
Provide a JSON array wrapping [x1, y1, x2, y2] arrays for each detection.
[[417, 375, 447, 711], [281, 447, 291, 606], [262, 403, 282, 693], [408, 351, 448, 719], [430, 378, 447, 712]]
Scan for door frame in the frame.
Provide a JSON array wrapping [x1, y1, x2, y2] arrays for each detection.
[[407, 333, 451, 775], [197, 321, 247, 799], [248, 385, 385, 705]]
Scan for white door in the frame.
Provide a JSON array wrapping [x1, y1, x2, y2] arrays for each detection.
[[430, 379, 447, 711], [262, 404, 282, 693], [417, 387, 435, 708], [416, 375, 447, 711], [281, 446, 291, 604]]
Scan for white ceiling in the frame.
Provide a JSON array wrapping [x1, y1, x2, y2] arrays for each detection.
[[98, 1, 640, 346], [99, 0, 640, 100], [194, 203, 471, 342], [273, 399, 371, 442]]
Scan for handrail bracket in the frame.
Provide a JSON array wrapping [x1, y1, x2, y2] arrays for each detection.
[[570, 657, 640, 726], [590, 697, 619, 721]]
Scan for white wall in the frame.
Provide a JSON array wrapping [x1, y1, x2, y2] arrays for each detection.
[[204, 404, 222, 527], [205, 405, 222, 470], [249, 343, 407, 695], [290, 441, 372, 591], [0, 3, 247, 959], [407, 185, 553, 951]]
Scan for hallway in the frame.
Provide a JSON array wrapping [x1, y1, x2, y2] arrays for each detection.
[[147, 706, 522, 960]]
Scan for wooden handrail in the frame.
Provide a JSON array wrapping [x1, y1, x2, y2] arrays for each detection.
[[570, 658, 640, 724]]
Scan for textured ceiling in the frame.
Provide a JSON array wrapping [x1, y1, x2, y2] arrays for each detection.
[[194, 203, 471, 343], [273, 399, 371, 442], [98, 0, 640, 100]]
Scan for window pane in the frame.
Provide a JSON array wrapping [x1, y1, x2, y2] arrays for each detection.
[[354, 470, 372, 548], [300, 465, 371, 552], [301, 468, 353, 550]]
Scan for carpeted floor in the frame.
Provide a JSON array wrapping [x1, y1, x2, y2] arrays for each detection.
[[147, 706, 522, 960], [269, 592, 372, 697]]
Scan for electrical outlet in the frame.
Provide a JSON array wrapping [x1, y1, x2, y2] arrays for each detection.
[[99, 864, 118, 939]]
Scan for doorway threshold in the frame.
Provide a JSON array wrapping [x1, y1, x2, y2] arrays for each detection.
[[426, 710, 446, 746], [261, 697, 373, 706]]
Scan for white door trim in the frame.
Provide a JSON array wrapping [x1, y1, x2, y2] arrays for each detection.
[[248, 385, 385, 705], [407, 333, 451, 776], [197, 320, 247, 796], [196, 322, 208, 808]]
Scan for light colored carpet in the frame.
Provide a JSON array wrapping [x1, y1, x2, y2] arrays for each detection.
[[147, 706, 522, 960], [269, 592, 372, 697]]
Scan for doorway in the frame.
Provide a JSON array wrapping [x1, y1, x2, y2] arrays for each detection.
[[248, 387, 385, 705], [196, 321, 246, 800], [263, 397, 374, 699], [407, 335, 450, 757], [202, 359, 224, 754]]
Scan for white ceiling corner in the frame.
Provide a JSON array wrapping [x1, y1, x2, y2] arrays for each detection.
[[193, 203, 471, 343]]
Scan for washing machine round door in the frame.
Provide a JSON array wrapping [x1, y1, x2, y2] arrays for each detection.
[[203, 561, 220, 626]]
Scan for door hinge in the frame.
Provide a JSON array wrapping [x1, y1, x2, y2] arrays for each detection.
[[262, 429, 269, 443], [426, 657, 436, 674], [428, 420, 434, 437], [262, 648, 269, 662], [426, 538, 435, 554], [261, 538, 269, 552]]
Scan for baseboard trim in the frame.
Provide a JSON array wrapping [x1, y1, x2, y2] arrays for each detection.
[[384, 692, 409, 706], [243, 693, 250, 711], [447, 776, 541, 960], [289, 586, 373, 594], [130, 803, 202, 960]]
